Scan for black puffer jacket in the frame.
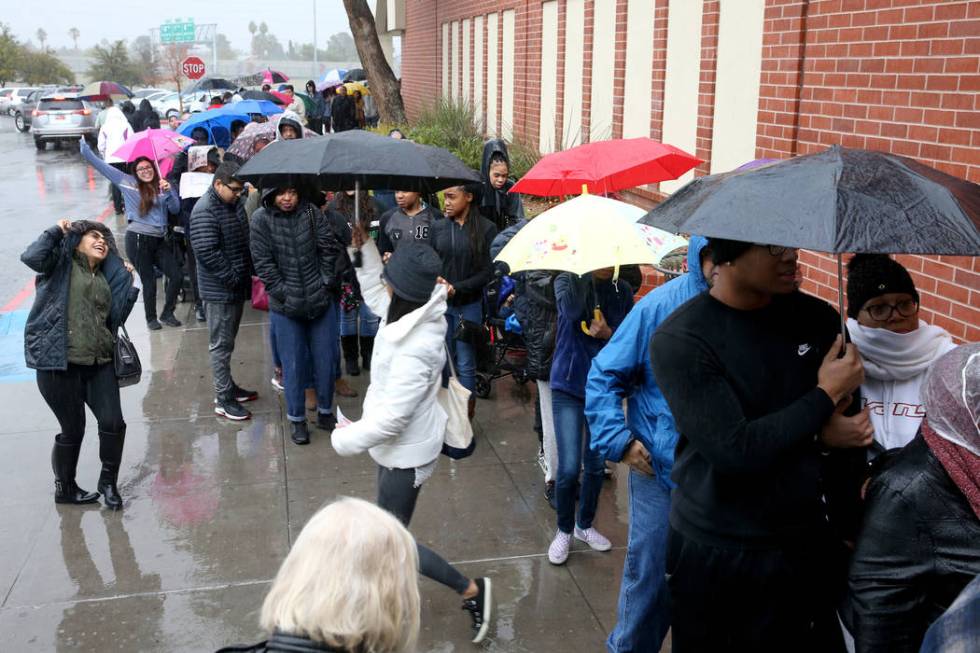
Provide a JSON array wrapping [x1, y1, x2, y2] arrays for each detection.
[[522, 270, 558, 380], [189, 187, 252, 303], [21, 226, 139, 371], [250, 192, 344, 320], [848, 433, 980, 653]]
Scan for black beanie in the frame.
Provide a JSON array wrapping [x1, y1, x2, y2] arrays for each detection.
[[846, 254, 919, 319], [708, 237, 755, 265], [382, 242, 442, 303]]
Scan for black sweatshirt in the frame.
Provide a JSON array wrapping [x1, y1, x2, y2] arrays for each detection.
[[650, 291, 840, 549]]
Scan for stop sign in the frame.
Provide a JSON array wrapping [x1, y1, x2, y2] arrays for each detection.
[[181, 56, 206, 80]]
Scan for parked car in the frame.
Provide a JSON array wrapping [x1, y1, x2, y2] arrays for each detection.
[[150, 91, 208, 119], [13, 89, 43, 131], [29, 95, 99, 151], [3, 87, 39, 115]]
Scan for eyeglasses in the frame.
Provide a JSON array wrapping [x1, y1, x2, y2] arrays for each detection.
[[224, 185, 244, 195], [755, 244, 792, 256], [134, 165, 155, 174], [862, 299, 919, 322]]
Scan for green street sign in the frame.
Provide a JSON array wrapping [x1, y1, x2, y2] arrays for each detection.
[[160, 19, 196, 44]]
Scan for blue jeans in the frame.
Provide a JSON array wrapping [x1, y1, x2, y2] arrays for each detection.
[[607, 470, 672, 653], [271, 305, 338, 422], [444, 300, 482, 392], [340, 301, 380, 337], [552, 389, 605, 534]]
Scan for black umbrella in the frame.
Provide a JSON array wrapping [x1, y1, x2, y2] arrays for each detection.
[[343, 68, 367, 82], [236, 129, 481, 193], [240, 90, 286, 105], [190, 77, 236, 92], [640, 145, 980, 338]]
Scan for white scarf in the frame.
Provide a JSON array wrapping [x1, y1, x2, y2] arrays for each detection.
[[847, 318, 956, 381]]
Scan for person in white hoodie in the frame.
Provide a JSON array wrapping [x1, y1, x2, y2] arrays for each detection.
[[97, 106, 133, 215], [845, 254, 957, 454], [331, 233, 492, 645]]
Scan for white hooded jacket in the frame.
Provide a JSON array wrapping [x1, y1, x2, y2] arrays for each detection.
[[331, 238, 449, 468], [97, 106, 132, 164], [848, 317, 957, 451]]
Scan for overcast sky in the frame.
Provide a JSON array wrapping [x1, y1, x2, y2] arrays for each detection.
[[5, 0, 353, 51]]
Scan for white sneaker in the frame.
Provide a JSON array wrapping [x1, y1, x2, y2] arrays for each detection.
[[574, 526, 612, 552], [548, 530, 572, 565], [270, 376, 284, 392]]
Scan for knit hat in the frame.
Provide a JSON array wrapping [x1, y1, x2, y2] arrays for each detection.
[[382, 242, 442, 303], [708, 237, 754, 265], [846, 254, 919, 319]]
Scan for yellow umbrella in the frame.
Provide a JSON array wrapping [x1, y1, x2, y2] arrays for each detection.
[[494, 194, 659, 276], [344, 81, 370, 96]]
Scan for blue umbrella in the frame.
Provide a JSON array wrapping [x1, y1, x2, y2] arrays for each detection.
[[225, 99, 283, 116], [177, 107, 251, 148], [315, 68, 348, 92]]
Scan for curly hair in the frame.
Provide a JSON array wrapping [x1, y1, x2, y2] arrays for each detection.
[[68, 220, 117, 253]]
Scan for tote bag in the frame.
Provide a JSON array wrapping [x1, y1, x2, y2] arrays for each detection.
[[438, 345, 475, 459]]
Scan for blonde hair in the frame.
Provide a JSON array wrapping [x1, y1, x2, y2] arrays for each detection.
[[260, 497, 420, 652]]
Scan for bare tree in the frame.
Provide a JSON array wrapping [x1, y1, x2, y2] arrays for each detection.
[[68, 27, 79, 50], [342, 0, 405, 124], [35, 28, 47, 50], [160, 44, 190, 112]]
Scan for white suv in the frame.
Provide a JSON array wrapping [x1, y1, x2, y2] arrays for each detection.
[[151, 92, 210, 119], [2, 87, 39, 115]]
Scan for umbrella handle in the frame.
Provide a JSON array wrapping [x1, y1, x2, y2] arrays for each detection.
[[837, 253, 847, 356]]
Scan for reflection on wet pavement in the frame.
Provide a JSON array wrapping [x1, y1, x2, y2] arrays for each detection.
[[0, 116, 651, 652]]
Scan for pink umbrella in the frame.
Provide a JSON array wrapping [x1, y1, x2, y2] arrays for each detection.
[[262, 69, 289, 84], [112, 128, 194, 162], [111, 128, 195, 175]]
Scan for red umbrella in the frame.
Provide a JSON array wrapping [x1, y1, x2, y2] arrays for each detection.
[[262, 69, 289, 84], [510, 138, 702, 197]]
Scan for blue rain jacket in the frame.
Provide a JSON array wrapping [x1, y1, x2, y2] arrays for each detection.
[[585, 236, 709, 488]]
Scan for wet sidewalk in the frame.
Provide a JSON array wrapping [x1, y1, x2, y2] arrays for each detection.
[[0, 301, 640, 652]]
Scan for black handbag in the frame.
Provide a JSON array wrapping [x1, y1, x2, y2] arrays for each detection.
[[114, 324, 142, 387]]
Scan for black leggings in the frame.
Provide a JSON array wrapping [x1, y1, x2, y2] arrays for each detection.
[[125, 230, 181, 322], [37, 363, 126, 445], [377, 465, 470, 594]]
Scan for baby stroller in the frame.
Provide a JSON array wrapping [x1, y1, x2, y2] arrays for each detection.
[[467, 273, 530, 398]]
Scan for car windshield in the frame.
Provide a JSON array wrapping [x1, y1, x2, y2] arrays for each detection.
[[0, 89, 11, 97], [39, 99, 84, 111]]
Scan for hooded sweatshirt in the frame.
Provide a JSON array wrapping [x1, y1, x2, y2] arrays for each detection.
[[586, 236, 709, 483], [479, 139, 525, 231], [275, 111, 305, 141], [133, 99, 160, 132], [332, 238, 449, 469], [847, 318, 956, 451], [97, 106, 132, 164], [550, 272, 634, 399]]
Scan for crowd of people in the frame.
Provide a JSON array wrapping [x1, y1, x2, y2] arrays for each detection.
[[19, 92, 979, 652]]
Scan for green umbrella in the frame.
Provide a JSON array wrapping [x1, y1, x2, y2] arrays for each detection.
[[295, 92, 316, 116]]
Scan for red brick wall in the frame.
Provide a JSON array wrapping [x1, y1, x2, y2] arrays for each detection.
[[759, 0, 980, 341], [400, 0, 979, 340]]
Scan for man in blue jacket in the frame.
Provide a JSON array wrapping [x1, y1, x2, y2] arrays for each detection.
[[585, 236, 712, 653]]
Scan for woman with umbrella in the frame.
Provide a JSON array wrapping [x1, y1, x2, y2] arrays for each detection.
[[249, 182, 345, 445], [80, 140, 182, 330], [97, 105, 132, 215]]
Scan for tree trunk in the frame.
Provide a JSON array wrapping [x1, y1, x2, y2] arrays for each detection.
[[342, 0, 406, 124]]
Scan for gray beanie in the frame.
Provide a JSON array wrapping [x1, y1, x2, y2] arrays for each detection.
[[382, 242, 442, 303]]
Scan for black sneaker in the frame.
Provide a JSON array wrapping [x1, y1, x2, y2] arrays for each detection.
[[195, 303, 206, 322], [544, 481, 557, 511], [147, 319, 162, 331], [215, 398, 251, 421], [160, 313, 182, 327], [232, 384, 259, 403], [345, 358, 361, 377], [461, 577, 492, 644], [290, 421, 310, 445], [316, 412, 337, 431]]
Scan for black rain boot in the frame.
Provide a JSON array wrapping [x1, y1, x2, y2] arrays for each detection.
[[97, 428, 126, 510], [342, 335, 360, 376], [52, 440, 99, 504], [359, 335, 374, 372]]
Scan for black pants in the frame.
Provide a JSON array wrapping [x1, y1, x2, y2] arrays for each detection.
[[109, 162, 128, 213], [666, 527, 846, 653], [125, 230, 181, 322], [37, 363, 125, 446], [307, 117, 323, 134], [321, 116, 331, 133], [377, 465, 470, 594]]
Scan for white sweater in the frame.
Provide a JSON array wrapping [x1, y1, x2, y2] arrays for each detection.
[[848, 318, 957, 451], [331, 239, 449, 469]]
